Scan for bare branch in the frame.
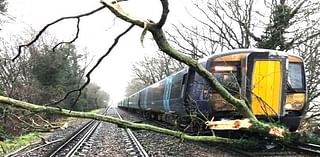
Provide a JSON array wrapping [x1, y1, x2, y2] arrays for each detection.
[[50, 24, 135, 107], [156, 0, 169, 28], [100, 0, 146, 28], [12, 5, 107, 62], [52, 18, 80, 52]]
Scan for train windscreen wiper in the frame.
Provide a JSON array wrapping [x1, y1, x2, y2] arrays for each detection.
[[287, 81, 296, 92]]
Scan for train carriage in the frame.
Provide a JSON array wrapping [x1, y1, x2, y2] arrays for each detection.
[[118, 49, 307, 130]]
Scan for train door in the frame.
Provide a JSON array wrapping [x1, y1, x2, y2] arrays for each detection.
[[246, 52, 287, 117]]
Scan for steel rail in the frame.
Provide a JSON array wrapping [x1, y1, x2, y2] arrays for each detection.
[[6, 139, 63, 157], [65, 121, 100, 156], [114, 107, 149, 157], [284, 142, 320, 156], [45, 120, 95, 157], [45, 108, 109, 157]]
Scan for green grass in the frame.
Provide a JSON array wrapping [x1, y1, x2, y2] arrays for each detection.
[[0, 132, 42, 155]]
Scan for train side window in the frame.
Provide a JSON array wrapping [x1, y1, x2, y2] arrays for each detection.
[[140, 91, 145, 102], [170, 73, 184, 99], [150, 81, 164, 101]]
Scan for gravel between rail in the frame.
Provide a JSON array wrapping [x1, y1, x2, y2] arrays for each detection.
[[117, 108, 239, 157]]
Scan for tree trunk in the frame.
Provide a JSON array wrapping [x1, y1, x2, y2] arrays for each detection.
[[0, 95, 287, 139]]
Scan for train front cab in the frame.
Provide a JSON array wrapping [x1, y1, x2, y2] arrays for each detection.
[[204, 50, 306, 130]]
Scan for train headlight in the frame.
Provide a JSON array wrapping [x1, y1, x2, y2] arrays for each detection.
[[284, 104, 292, 110], [284, 103, 303, 110]]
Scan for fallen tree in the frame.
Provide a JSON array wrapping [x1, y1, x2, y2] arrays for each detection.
[[0, 95, 287, 144]]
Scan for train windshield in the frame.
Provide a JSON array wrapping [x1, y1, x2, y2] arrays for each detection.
[[211, 65, 240, 92], [288, 63, 304, 90]]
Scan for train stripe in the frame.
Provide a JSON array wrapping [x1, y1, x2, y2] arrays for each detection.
[[163, 79, 168, 112], [144, 88, 148, 109], [167, 76, 172, 111], [162, 76, 172, 112]]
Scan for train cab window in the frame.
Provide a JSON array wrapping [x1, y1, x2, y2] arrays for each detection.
[[211, 65, 241, 92], [288, 63, 304, 90]]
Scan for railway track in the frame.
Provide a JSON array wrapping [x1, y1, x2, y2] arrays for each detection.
[[9, 108, 148, 157], [225, 142, 320, 157], [5, 139, 63, 157], [285, 142, 320, 156], [112, 107, 149, 157], [44, 120, 100, 157], [44, 109, 107, 157]]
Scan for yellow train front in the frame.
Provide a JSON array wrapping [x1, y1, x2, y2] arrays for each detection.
[[118, 49, 306, 131], [203, 49, 306, 130]]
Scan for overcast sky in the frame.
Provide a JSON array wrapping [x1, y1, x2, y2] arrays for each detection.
[[2, 0, 190, 103]]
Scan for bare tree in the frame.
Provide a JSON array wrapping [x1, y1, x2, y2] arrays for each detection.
[[133, 51, 183, 85], [167, 0, 320, 51], [295, 33, 320, 132], [126, 51, 184, 96]]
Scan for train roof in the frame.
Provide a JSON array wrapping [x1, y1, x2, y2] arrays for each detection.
[[199, 48, 303, 62], [125, 67, 188, 99]]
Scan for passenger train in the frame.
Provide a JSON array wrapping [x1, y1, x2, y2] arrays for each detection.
[[118, 49, 307, 130]]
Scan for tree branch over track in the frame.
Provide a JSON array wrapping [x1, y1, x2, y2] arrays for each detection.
[[0, 95, 260, 144]]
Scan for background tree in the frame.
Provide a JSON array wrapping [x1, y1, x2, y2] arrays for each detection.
[[77, 82, 110, 111], [169, 0, 320, 50], [295, 34, 320, 132], [0, 0, 6, 13], [126, 51, 184, 96], [0, 0, 7, 30], [125, 78, 145, 97], [30, 44, 83, 107]]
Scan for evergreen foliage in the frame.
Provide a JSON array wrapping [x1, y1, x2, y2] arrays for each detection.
[[256, 3, 293, 50], [0, 0, 6, 13], [29, 44, 109, 111]]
